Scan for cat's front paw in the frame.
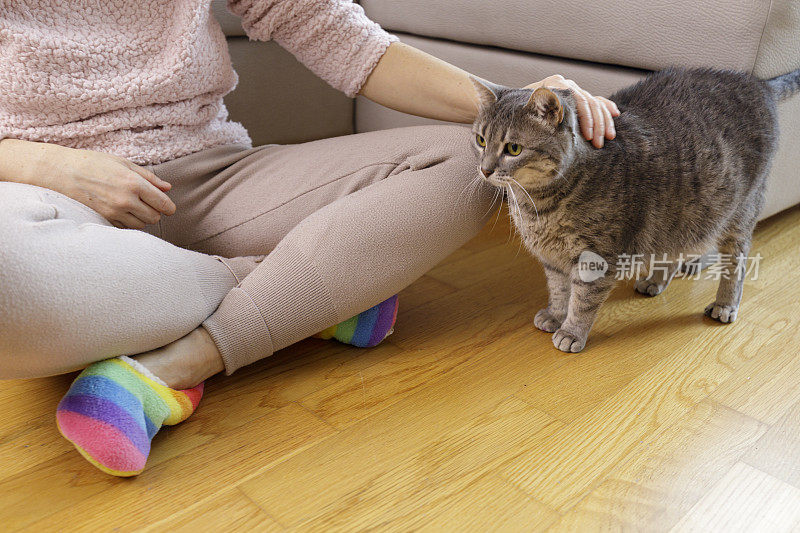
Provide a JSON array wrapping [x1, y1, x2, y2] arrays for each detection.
[[704, 302, 739, 323], [534, 308, 562, 333], [552, 327, 587, 353]]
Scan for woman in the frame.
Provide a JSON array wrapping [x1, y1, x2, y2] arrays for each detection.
[[0, 0, 618, 475]]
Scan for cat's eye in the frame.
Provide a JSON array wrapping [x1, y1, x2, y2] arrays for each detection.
[[506, 143, 522, 156], [476, 134, 486, 147]]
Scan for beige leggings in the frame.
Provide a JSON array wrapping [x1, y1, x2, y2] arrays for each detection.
[[0, 125, 493, 379]]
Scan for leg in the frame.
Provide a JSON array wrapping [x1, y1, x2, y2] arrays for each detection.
[[552, 274, 616, 353], [50, 127, 490, 476], [704, 232, 752, 323], [634, 255, 681, 296], [534, 263, 570, 333], [190, 126, 494, 374], [681, 248, 719, 275], [0, 182, 240, 379]]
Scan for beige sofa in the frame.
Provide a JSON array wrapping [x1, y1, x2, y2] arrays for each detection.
[[212, 0, 799, 219]]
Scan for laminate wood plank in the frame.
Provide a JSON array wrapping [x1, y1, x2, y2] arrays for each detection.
[[395, 473, 559, 533], [548, 401, 767, 531], [16, 403, 333, 531], [709, 325, 800, 425], [291, 397, 559, 531], [670, 462, 800, 533], [299, 261, 544, 429], [514, 273, 734, 423], [396, 274, 458, 311], [143, 488, 283, 532], [0, 374, 75, 441], [426, 241, 536, 290], [498, 319, 768, 512], [237, 329, 566, 527], [741, 396, 800, 490]]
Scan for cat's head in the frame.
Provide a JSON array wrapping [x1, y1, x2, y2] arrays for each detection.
[[471, 79, 580, 191]]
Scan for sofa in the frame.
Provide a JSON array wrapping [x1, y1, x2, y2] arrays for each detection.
[[211, 0, 799, 220]]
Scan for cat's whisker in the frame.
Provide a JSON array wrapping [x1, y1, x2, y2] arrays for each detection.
[[509, 177, 540, 225], [505, 184, 526, 258], [503, 184, 515, 244], [484, 186, 502, 220], [452, 173, 485, 221], [489, 187, 505, 232], [456, 173, 481, 205], [505, 184, 520, 235]]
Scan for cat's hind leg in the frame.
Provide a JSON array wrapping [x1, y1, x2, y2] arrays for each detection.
[[634, 255, 682, 296], [534, 263, 570, 333], [704, 231, 753, 323]]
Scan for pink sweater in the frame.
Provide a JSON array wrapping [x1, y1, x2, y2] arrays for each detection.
[[0, 1, 398, 165]]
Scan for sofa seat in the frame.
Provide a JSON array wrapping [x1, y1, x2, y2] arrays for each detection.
[[361, 0, 772, 72]]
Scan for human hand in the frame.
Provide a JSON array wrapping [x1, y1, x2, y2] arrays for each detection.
[[0, 139, 176, 229], [526, 75, 620, 148]]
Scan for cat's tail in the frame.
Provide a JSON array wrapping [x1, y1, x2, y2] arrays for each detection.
[[766, 68, 800, 101]]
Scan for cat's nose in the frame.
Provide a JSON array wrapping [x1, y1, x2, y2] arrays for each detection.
[[480, 167, 492, 177]]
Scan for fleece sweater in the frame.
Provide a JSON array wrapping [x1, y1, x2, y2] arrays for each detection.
[[0, 1, 397, 165]]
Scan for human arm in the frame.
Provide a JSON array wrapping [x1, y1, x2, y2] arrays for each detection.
[[0, 139, 176, 229], [359, 42, 620, 148]]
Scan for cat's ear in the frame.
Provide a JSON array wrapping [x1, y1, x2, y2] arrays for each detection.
[[525, 87, 564, 126], [470, 77, 501, 107]]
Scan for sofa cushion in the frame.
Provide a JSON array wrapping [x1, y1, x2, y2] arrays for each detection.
[[361, 0, 774, 73]]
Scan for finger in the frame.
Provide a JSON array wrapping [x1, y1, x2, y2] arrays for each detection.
[[116, 212, 147, 230], [600, 100, 615, 140], [587, 94, 605, 148], [121, 159, 172, 191], [572, 91, 594, 141], [137, 178, 177, 215], [128, 199, 162, 225], [598, 96, 621, 117]]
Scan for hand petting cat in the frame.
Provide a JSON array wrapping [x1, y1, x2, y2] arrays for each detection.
[[526, 75, 621, 148]]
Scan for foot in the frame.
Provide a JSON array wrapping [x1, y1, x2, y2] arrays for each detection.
[[704, 302, 739, 323], [634, 278, 669, 296], [552, 327, 588, 353], [56, 357, 203, 476], [534, 308, 562, 333], [133, 327, 224, 390], [315, 295, 398, 348]]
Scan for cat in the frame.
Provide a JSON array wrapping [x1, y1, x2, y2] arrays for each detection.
[[470, 66, 800, 353]]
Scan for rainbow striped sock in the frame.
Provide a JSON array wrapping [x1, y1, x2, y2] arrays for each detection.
[[56, 356, 203, 477], [315, 294, 399, 348]]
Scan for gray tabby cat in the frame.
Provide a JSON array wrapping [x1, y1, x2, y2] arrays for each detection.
[[471, 67, 800, 353]]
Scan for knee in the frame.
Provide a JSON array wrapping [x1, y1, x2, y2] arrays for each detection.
[[414, 125, 496, 227], [411, 124, 476, 169]]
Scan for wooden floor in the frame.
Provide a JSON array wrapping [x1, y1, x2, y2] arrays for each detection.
[[3, 203, 800, 532]]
